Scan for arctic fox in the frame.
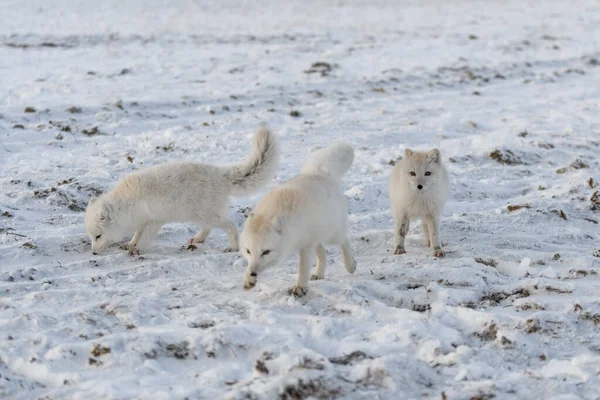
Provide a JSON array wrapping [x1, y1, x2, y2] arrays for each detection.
[[389, 148, 449, 257], [85, 125, 278, 255], [240, 143, 357, 297]]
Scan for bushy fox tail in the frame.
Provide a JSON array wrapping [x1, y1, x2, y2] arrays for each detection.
[[300, 143, 354, 180], [224, 124, 279, 196]]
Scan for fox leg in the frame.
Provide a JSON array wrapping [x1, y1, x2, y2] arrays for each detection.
[[290, 246, 314, 297], [422, 219, 431, 247], [188, 227, 211, 245], [310, 244, 327, 280], [340, 237, 357, 274], [123, 223, 162, 255], [218, 220, 239, 252], [394, 213, 410, 254], [424, 214, 444, 257]]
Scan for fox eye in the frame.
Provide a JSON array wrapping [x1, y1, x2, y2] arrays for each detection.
[[95, 234, 102, 240], [246, 249, 251, 255], [425, 172, 431, 176], [409, 172, 416, 176], [262, 250, 270, 256]]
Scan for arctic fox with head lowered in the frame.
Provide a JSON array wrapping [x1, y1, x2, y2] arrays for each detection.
[[85, 125, 278, 254], [389, 148, 449, 257], [240, 143, 357, 297]]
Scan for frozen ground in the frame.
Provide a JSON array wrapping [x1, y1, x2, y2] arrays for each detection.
[[1, 0, 600, 398]]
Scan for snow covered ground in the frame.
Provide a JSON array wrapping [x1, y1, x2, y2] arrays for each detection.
[[1, 0, 600, 398]]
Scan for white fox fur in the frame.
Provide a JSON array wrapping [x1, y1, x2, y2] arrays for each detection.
[[389, 148, 449, 257], [84, 125, 278, 254], [240, 143, 357, 297]]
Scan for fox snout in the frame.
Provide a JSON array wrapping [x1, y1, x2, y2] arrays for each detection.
[[243, 262, 260, 289]]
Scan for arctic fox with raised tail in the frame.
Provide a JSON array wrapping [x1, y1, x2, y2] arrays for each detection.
[[240, 143, 357, 297], [85, 125, 278, 254], [389, 148, 449, 257]]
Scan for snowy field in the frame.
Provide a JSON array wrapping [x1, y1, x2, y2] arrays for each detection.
[[1, 0, 600, 398]]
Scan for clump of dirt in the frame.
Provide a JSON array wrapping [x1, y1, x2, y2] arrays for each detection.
[[156, 142, 175, 152], [279, 378, 341, 400], [507, 204, 530, 212], [289, 110, 301, 117], [304, 62, 333, 76], [91, 344, 111, 357], [188, 320, 215, 329], [475, 258, 498, 267], [143, 341, 192, 360], [255, 359, 269, 374], [589, 178, 597, 188], [524, 318, 541, 334], [88, 358, 103, 366], [480, 288, 531, 307], [24, 107, 36, 113], [330, 350, 372, 365], [569, 269, 598, 278], [556, 159, 589, 174], [412, 303, 432, 312], [571, 159, 589, 169], [489, 149, 523, 165], [66, 106, 82, 113], [516, 302, 545, 311], [82, 127, 104, 136], [580, 312, 600, 325], [49, 120, 72, 132], [550, 209, 567, 220], [536, 142, 554, 149], [470, 393, 496, 400], [590, 191, 600, 211], [294, 356, 325, 371], [474, 322, 498, 341], [544, 285, 572, 294]]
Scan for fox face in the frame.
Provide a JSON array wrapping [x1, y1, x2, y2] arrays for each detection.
[[240, 213, 284, 288], [401, 148, 444, 193], [84, 197, 124, 254]]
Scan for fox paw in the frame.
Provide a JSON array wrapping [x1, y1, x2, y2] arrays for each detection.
[[128, 248, 140, 256], [187, 237, 204, 245], [224, 246, 239, 253], [346, 259, 357, 274], [288, 286, 307, 297], [394, 246, 406, 255], [433, 247, 445, 257], [310, 274, 324, 281], [243, 273, 257, 290]]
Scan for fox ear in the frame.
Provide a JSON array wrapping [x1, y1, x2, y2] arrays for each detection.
[[272, 217, 283, 234], [427, 148, 441, 163], [99, 202, 113, 222], [404, 148, 414, 157]]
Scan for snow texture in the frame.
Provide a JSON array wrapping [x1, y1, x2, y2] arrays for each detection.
[[1, 0, 600, 399]]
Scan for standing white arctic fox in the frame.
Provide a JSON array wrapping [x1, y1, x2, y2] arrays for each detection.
[[240, 143, 357, 297], [389, 148, 449, 257], [85, 125, 278, 255]]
